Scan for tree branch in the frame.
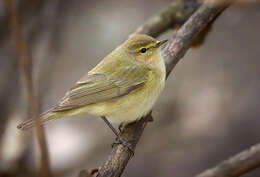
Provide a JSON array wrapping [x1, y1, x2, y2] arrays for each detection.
[[96, 1, 229, 177], [196, 143, 260, 177], [133, 0, 200, 37]]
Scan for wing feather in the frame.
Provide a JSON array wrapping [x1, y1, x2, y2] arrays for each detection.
[[52, 60, 150, 112]]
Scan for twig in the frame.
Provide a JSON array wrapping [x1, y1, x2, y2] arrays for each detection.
[[195, 143, 260, 177], [7, 0, 51, 177], [96, 1, 229, 177]]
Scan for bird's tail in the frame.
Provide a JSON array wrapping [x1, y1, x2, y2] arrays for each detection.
[[17, 109, 60, 131]]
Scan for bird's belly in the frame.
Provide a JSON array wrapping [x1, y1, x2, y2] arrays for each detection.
[[89, 75, 165, 124], [67, 50, 166, 124], [106, 88, 161, 124]]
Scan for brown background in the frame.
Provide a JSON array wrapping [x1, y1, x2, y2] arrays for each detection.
[[0, 0, 260, 177]]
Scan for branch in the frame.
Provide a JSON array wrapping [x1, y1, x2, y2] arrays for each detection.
[[7, 1, 51, 177], [164, 0, 229, 77], [196, 143, 260, 177], [96, 1, 229, 177], [133, 0, 200, 37]]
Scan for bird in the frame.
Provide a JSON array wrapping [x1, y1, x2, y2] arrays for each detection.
[[17, 34, 167, 150]]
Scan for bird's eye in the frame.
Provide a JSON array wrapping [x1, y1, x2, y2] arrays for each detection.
[[140, 48, 147, 53]]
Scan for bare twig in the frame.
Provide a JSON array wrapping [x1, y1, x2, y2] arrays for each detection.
[[7, 0, 51, 177], [196, 143, 260, 177], [96, 1, 229, 177]]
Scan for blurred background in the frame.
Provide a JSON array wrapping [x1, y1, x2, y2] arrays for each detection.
[[1, 0, 260, 177]]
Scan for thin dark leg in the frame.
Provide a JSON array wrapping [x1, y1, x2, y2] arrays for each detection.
[[101, 116, 120, 137], [101, 116, 134, 153]]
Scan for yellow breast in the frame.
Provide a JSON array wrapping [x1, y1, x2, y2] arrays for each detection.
[[91, 52, 165, 124], [72, 50, 166, 124]]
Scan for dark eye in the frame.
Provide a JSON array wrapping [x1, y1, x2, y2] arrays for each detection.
[[140, 48, 147, 53]]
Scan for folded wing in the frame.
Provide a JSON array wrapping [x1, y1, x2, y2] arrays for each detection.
[[53, 60, 150, 112]]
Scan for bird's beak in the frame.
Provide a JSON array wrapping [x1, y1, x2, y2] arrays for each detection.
[[155, 39, 168, 48]]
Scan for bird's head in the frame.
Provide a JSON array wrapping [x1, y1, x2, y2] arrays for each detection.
[[123, 34, 168, 64]]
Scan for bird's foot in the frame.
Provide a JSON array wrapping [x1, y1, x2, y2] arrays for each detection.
[[112, 137, 134, 155]]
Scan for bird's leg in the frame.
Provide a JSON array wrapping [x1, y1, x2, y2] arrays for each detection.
[[101, 116, 134, 153]]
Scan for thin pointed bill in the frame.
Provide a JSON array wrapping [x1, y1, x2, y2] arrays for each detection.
[[155, 39, 168, 48]]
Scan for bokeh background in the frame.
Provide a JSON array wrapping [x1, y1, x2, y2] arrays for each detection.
[[1, 0, 260, 177]]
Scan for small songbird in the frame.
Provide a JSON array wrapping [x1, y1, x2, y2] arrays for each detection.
[[17, 34, 167, 149]]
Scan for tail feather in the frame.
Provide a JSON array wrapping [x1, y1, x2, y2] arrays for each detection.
[[17, 110, 59, 131]]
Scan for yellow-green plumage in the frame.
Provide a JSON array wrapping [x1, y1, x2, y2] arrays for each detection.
[[17, 34, 166, 130]]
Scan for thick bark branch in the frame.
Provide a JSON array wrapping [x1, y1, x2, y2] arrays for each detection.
[[96, 1, 229, 177], [196, 143, 260, 177]]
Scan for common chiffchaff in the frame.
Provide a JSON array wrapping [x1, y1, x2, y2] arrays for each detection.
[[17, 34, 167, 149]]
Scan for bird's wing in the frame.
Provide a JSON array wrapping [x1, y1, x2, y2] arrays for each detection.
[[52, 60, 150, 112]]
